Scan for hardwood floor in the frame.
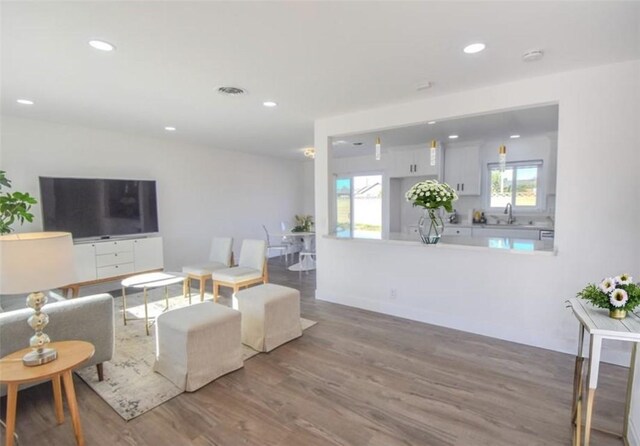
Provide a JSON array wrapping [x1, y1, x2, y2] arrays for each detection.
[[2, 256, 629, 445]]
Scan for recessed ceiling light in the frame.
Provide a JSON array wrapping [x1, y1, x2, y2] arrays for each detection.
[[332, 140, 348, 145], [448, 135, 459, 139], [427, 121, 436, 125], [463, 43, 486, 54], [353, 142, 363, 146], [263, 101, 277, 107], [16, 99, 34, 105], [89, 40, 115, 52], [164, 126, 176, 132], [510, 134, 521, 139], [416, 81, 432, 91]]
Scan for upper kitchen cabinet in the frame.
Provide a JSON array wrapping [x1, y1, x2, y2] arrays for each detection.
[[389, 147, 438, 178], [444, 145, 481, 195]]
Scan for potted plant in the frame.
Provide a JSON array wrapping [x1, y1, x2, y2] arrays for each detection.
[[405, 179, 458, 244], [292, 214, 313, 233], [577, 274, 640, 319], [0, 170, 37, 234]]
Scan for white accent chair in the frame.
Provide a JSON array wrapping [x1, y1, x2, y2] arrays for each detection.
[[182, 237, 233, 302], [211, 239, 268, 302], [262, 225, 289, 264]]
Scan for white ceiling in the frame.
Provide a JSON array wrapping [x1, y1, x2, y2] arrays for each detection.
[[331, 104, 559, 157], [2, 2, 638, 159]]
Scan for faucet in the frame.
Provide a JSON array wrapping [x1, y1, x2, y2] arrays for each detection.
[[504, 203, 515, 224]]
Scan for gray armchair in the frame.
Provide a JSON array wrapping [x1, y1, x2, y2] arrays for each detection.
[[0, 293, 115, 396]]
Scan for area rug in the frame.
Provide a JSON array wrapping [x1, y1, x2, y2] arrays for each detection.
[[76, 286, 317, 421]]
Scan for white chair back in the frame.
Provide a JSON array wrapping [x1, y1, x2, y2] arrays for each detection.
[[261, 225, 273, 247], [209, 237, 233, 266], [238, 239, 267, 271]]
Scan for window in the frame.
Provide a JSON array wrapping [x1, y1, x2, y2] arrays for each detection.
[[488, 161, 542, 209], [335, 174, 382, 239]]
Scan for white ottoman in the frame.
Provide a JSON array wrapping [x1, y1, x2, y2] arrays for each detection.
[[235, 283, 302, 352], [153, 302, 243, 391]]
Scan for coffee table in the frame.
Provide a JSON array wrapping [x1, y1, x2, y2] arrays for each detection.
[[0, 340, 94, 446], [121, 271, 188, 335]]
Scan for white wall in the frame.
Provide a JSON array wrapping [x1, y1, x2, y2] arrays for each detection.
[[316, 59, 640, 440], [0, 116, 306, 271], [314, 59, 640, 361]]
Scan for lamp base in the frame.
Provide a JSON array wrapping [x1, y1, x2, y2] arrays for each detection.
[[23, 347, 58, 366]]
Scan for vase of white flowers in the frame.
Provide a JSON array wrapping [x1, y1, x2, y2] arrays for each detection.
[[405, 180, 458, 244], [577, 273, 640, 319]]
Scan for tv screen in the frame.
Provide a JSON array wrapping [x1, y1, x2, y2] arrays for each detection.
[[39, 177, 159, 239]]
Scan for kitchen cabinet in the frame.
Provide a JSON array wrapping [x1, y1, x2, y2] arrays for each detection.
[[444, 145, 481, 195], [471, 227, 540, 240], [442, 226, 472, 237], [389, 148, 438, 177]]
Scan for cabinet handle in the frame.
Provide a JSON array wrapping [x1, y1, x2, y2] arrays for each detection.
[[461, 183, 464, 192]]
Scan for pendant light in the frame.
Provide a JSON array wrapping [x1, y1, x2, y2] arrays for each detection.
[[375, 137, 381, 161], [499, 145, 507, 171], [430, 140, 437, 166]]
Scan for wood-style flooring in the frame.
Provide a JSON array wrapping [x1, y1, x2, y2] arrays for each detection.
[[1, 257, 629, 445]]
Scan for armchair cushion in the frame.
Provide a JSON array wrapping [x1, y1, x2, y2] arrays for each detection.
[[183, 261, 228, 276], [210, 267, 262, 284]]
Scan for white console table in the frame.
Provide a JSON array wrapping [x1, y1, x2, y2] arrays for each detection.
[[61, 236, 164, 297], [567, 297, 640, 446]]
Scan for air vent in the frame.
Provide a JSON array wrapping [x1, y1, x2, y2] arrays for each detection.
[[217, 86, 246, 96], [522, 49, 544, 62]]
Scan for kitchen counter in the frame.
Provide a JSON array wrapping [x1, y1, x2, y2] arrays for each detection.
[[326, 232, 556, 255]]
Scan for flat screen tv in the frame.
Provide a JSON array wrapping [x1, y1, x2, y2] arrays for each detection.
[[39, 177, 159, 239]]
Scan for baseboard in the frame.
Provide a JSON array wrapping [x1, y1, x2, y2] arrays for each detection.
[[629, 419, 640, 446]]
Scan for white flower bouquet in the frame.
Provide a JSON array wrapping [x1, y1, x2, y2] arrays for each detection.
[[577, 274, 640, 316], [405, 179, 458, 212]]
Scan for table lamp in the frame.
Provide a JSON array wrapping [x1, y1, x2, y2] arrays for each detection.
[[0, 232, 76, 366]]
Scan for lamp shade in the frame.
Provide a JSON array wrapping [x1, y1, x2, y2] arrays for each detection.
[[0, 232, 76, 294]]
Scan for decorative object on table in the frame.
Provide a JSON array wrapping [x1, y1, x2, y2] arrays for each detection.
[[405, 179, 458, 244], [577, 273, 640, 319], [0, 170, 37, 234], [0, 232, 76, 365], [292, 214, 314, 232]]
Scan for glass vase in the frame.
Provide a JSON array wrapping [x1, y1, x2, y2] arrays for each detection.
[[418, 208, 444, 244]]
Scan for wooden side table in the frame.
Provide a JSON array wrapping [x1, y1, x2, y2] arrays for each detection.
[[567, 298, 640, 445], [0, 340, 94, 446]]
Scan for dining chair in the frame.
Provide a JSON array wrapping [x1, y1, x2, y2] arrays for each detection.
[[211, 239, 268, 302], [262, 225, 289, 264], [182, 237, 233, 301]]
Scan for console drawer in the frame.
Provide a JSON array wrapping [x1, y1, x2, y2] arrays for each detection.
[[96, 251, 134, 267], [95, 240, 134, 255], [96, 262, 134, 279]]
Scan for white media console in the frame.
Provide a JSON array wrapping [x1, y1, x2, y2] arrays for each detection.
[[63, 235, 164, 296]]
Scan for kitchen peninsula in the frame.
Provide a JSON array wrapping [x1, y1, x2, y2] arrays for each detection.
[[327, 231, 555, 254]]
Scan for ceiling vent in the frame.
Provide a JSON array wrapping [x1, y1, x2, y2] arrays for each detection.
[[522, 49, 544, 62], [217, 86, 246, 96]]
